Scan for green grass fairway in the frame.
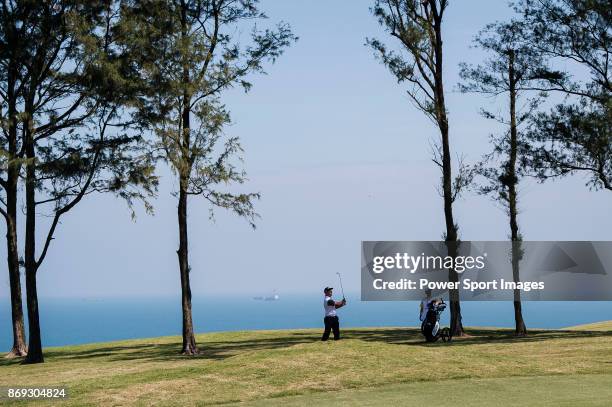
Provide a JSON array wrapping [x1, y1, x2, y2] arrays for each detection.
[[1, 324, 611, 406], [240, 375, 612, 407]]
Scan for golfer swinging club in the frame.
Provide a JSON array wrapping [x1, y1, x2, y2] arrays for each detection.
[[322, 286, 346, 341]]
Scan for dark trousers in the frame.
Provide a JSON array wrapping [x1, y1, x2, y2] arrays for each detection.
[[322, 316, 340, 341]]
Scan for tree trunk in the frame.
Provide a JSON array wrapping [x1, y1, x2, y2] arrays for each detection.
[[513, 296, 527, 336], [440, 117, 463, 337], [4, 70, 28, 358], [177, 181, 198, 355], [176, 0, 198, 356], [446, 239, 463, 337], [508, 50, 527, 337], [23, 119, 44, 364], [433, 9, 463, 337], [23, 262, 43, 364], [5, 178, 28, 358], [511, 240, 526, 336]]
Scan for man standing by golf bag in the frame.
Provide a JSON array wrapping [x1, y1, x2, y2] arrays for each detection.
[[322, 286, 346, 341]]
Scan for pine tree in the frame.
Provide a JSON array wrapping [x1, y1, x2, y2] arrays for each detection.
[[367, 0, 467, 336], [0, 0, 28, 355], [117, 0, 296, 355], [459, 21, 550, 336], [516, 0, 611, 191], [2, 0, 157, 364]]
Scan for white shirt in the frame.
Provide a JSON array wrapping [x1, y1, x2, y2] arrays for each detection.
[[324, 296, 337, 317]]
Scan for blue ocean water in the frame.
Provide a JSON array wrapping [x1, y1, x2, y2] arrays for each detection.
[[1, 295, 611, 350]]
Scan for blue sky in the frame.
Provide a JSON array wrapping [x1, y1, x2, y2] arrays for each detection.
[[1, 0, 611, 300]]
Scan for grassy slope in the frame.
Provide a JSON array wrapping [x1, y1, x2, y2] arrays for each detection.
[[1, 325, 611, 406], [567, 320, 612, 331]]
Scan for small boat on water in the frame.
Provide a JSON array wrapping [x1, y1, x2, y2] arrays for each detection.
[[253, 290, 280, 301]]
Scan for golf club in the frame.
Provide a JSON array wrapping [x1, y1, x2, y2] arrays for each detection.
[[336, 272, 345, 301]]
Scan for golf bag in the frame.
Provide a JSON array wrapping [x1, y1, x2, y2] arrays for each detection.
[[420, 300, 450, 342]]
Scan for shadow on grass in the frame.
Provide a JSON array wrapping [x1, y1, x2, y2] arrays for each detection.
[[0, 331, 322, 366], [343, 327, 612, 347], [2, 327, 610, 366]]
